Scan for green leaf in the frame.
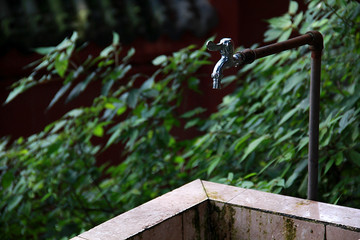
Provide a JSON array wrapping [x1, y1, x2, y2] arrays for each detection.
[[70, 31, 78, 42], [117, 106, 127, 115], [93, 125, 104, 137], [207, 157, 221, 176], [185, 118, 200, 129], [243, 172, 257, 179], [293, 12, 303, 27], [267, 15, 292, 29], [66, 73, 95, 102], [152, 55, 167, 66], [298, 136, 309, 151], [275, 128, 300, 145], [264, 28, 283, 42], [41, 192, 52, 202], [7, 195, 23, 212], [35, 59, 49, 71], [221, 75, 237, 85], [335, 152, 344, 166], [349, 151, 360, 167], [106, 127, 121, 148], [311, 19, 329, 28], [239, 181, 254, 188], [113, 64, 131, 80], [102, 79, 114, 96], [5, 85, 25, 104], [126, 130, 139, 149], [181, 107, 206, 118], [188, 77, 200, 92], [65, 109, 84, 118], [140, 77, 154, 90], [234, 133, 252, 152], [278, 28, 292, 42], [289, 1, 299, 14], [34, 47, 56, 55], [352, 126, 359, 141], [241, 135, 269, 161], [175, 156, 185, 164], [47, 82, 72, 109], [5, 78, 35, 104], [283, 73, 306, 94], [338, 109, 356, 133], [324, 158, 334, 175], [127, 90, 139, 109], [226, 172, 234, 182], [55, 54, 69, 77], [100, 46, 114, 57], [124, 48, 135, 62], [105, 103, 116, 109], [285, 159, 307, 188], [17, 137, 24, 144], [47, 141, 62, 155], [279, 108, 298, 125], [1, 171, 14, 189], [50, 120, 67, 133], [112, 32, 120, 45], [333, 194, 342, 205]]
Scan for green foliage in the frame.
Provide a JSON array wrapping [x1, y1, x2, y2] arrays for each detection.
[[1, 32, 211, 239], [1, 1, 360, 239], [184, 0, 360, 205]]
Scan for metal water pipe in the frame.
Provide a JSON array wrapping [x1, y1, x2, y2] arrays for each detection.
[[206, 31, 323, 200]]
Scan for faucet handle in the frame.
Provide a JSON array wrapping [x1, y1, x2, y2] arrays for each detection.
[[206, 38, 234, 57], [206, 40, 222, 51]]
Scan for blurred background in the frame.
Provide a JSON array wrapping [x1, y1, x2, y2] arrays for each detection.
[[2, 2, 360, 239], [0, 0, 299, 140]]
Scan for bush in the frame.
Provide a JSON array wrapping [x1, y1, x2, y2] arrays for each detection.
[[1, 32, 211, 239]]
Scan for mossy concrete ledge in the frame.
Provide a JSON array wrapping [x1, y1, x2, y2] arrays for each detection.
[[72, 179, 360, 240]]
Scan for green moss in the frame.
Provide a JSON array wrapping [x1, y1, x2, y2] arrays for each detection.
[[284, 217, 297, 240], [246, 208, 251, 236], [207, 191, 221, 200], [207, 202, 237, 239], [227, 205, 236, 238], [191, 205, 201, 240]]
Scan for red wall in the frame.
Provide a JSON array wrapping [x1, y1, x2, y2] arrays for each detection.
[[0, 0, 294, 141]]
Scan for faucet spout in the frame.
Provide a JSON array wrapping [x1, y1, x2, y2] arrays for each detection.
[[211, 56, 227, 89], [206, 38, 242, 89]]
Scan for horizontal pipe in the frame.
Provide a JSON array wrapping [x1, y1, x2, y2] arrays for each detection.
[[255, 34, 313, 59], [236, 31, 323, 64]]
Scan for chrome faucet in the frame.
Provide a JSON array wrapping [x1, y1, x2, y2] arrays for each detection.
[[206, 38, 243, 89]]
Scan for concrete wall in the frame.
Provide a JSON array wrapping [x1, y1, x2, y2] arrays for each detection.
[[72, 180, 360, 240]]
